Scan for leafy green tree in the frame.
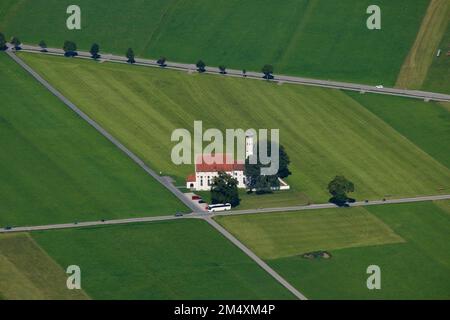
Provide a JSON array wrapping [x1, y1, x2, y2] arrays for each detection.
[[255, 175, 280, 195], [244, 142, 290, 194], [63, 41, 77, 57], [10, 36, 21, 49], [328, 176, 355, 206], [262, 64, 274, 80], [211, 171, 240, 207], [196, 60, 206, 73], [157, 56, 167, 67], [219, 65, 227, 74], [126, 48, 135, 63], [244, 163, 279, 195], [244, 159, 262, 192], [38, 40, 47, 52], [90, 43, 100, 59], [0, 33, 7, 50], [278, 145, 292, 179]]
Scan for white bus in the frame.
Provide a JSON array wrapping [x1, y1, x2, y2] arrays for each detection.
[[207, 203, 232, 213]]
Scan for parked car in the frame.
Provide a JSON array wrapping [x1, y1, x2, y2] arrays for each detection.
[[192, 195, 201, 201], [175, 212, 184, 217]]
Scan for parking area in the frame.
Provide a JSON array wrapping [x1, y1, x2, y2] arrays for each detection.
[[184, 193, 209, 211]]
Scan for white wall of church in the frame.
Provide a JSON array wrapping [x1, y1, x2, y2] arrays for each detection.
[[186, 170, 246, 191]]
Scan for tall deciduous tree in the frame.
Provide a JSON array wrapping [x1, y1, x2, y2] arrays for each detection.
[[90, 43, 100, 59], [262, 64, 274, 80], [219, 65, 227, 74], [328, 176, 355, 206], [278, 145, 292, 179], [196, 60, 206, 73], [157, 56, 167, 67], [38, 40, 47, 52], [244, 143, 291, 194], [63, 40, 77, 57], [10, 36, 21, 49], [0, 33, 7, 50], [211, 171, 240, 207], [126, 48, 135, 63]]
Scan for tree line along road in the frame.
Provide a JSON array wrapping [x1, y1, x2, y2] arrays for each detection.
[[9, 44, 450, 103]]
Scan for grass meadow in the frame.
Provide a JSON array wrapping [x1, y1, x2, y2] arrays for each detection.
[[19, 53, 450, 207], [423, 15, 450, 94], [0, 233, 89, 300], [347, 91, 450, 169], [0, 54, 188, 227], [395, 0, 449, 91], [30, 219, 295, 300], [0, 0, 429, 85], [217, 201, 450, 299], [215, 207, 404, 260]]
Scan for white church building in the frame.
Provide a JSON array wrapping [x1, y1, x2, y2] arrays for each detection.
[[186, 134, 255, 191], [186, 154, 246, 191], [186, 134, 291, 192]]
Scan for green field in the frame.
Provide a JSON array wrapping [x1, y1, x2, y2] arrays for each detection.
[[0, 233, 89, 300], [423, 15, 450, 94], [0, 53, 187, 227], [18, 53, 450, 206], [347, 91, 450, 169], [28, 219, 294, 300], [0, 0, 429, 85], [217, 201, 450, 299], [395, 0, 449, 91], [2, 0, 449, 302], [215, 207, 404, 259]]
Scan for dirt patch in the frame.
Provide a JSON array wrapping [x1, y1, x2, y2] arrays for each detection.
[[302, 251, 332, 260]]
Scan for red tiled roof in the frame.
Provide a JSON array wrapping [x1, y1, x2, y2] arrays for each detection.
[[195, 154, 244, 173], [186, 174, 196, 182]]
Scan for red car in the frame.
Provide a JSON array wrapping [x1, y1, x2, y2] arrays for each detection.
[[192, 195, 201, 201]]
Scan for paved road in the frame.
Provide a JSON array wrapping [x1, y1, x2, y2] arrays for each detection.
[[204, 217, 308, 300], [0, 215, 186, 233], [6, 50, 203, 214], [207, 194, 450, 218], [12, 44, 450, 103], [2, 194, 449, 234]]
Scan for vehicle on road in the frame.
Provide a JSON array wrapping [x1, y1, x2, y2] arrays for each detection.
[[192, 195, 201, 201], [175, 212, 184, 217], [4, 226, 12, 230], [207, 203, 232, 213], [376, 85, 384, 89]]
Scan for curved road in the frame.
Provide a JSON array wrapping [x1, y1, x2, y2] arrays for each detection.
[[12, 44, 450, 103]]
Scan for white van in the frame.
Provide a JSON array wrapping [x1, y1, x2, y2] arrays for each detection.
[[207, 203, 232, 213]]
